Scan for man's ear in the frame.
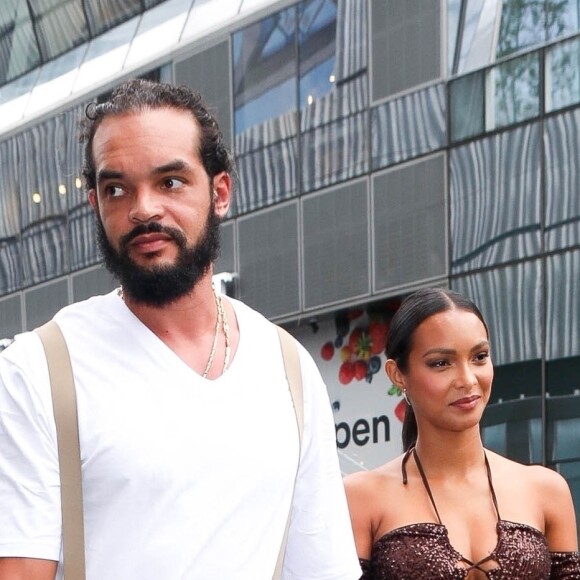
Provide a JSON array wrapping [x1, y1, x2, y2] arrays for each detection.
[[88, 189, 97, 210], [212, 172, 231, 218], [385, 358, 406, 389]]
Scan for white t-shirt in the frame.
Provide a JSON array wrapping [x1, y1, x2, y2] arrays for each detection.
[[0, 291, 360, 580]]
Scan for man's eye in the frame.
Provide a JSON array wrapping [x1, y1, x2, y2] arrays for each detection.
[[163, 177, 185, 189], [105, 185, 124, 198]]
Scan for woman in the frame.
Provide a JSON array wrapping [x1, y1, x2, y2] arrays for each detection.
[[345, 288, 579, 579]]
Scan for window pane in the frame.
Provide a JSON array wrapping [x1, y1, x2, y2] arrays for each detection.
[[301, 111, 368, 192], [300, 0, 367, 191], [31, 0, 89, 60], [17, 117, 69, 285], [0, 1, 40, 84], [547, 0, 580, 40], [450, 124, 541, 273], [373, 83, 446, 168], [0, 138, 21, 294], [546, 36, 580, 112], [496, 0, 545, 58], [455, 0, 498, 74], [450, 71, 484, 142], [490, 52, 540, 130], [232, 6, 298, 213], [544, 109, 580, 251]]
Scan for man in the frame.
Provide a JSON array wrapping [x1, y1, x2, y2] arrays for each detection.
[[0, 79, 361, 580]]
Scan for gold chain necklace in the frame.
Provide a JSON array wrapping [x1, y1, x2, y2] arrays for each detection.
[[117, 284, 230, 378], [202, 284, 230, 378]]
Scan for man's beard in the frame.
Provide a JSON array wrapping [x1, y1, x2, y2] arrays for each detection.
[[96, 206, 221, 307]]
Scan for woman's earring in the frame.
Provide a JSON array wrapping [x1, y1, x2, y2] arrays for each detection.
[[403, 389, 411, 407]]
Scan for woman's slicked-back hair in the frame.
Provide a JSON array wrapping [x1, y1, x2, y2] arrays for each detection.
[[80, 78, 235, 190], [386, 287, 489, 451]]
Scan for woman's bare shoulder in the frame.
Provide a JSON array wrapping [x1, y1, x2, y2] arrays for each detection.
[[344, 455, 404, 500], [486, 449, 571, 494]]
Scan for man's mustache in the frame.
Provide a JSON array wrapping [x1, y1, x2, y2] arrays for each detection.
[[119, 222, 187, 250]]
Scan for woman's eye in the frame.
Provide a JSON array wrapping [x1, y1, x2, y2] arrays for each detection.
[[474, 351, 490, 363], [428, 359, 448, 368]]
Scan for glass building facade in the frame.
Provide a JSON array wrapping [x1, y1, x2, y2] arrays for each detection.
[[1, 0, 580, 532]]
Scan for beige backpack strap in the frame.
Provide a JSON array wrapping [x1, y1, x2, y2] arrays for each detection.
[[272, 325, 304, 580], [36, 320, 86, 580]]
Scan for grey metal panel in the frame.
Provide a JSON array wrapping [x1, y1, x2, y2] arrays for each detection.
[[373, 154, 446, 292], [214, 220, 235, 275], [238, 202, 300, 319], [174, 40, 232, 149], [302, 180, 370, 309], [371, 0, 441, 101], [24, 278, 69, 330], [72, 266, 117, 302], [0, 294, 22, 338]]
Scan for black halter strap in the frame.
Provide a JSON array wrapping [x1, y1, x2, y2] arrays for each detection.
[[401, 446, 501, 525]]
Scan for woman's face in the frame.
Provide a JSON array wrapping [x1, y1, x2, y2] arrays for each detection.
[[392, 307, 493, 434]]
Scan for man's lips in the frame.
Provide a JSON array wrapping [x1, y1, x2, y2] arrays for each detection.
[[128, 233, 173, 253]]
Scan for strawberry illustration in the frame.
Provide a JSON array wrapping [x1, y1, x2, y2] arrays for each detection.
[[340, 345, 352, 363], [338, 362, 355, 385], [353, 360, 368, 381], [348, 328, 372, 360], [320, 341, 334, 361], [368, 318, 388, 355]]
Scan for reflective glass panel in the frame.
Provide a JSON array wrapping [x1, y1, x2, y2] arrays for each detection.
[[489, 52, 540, 130], [449, 71, 484, 142], [31, 0, 89, 60], [450, 124, 542, 273], [232, 5, 298, 213], [547, 0, 580, 40], [0, 0, 40, 84], [546, 36, 580, 112], [496, 0, 545, 58], [301, 110, 368, 192], [372, 83, 446, 169], [544, 109, 580, 251], [447, 0, 462, 73], [300, 0, 367, 191], [84, 0, 143, 35], [233, 6, 298, 136], [0, 138, 21, 294], [455, 0, 498, 74], [298, 0, 337, 112], [17, 116, 69, 285]]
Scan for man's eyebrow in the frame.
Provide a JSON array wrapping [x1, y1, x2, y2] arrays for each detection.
[[152, 160, 192, 175], [97, 169, 124, 182]]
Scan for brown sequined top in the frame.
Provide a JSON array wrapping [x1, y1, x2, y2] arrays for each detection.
[[359, 448, 580, 579]]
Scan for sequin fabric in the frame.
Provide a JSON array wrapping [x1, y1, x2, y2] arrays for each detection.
[[357, 447, 580, 579]]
